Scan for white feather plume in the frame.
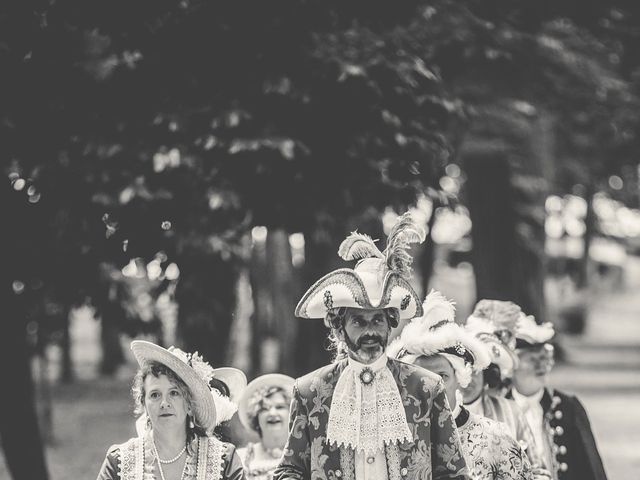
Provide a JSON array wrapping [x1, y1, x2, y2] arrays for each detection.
[[383, 212, 426, 278], [420, 289, 456, 327], [516, 315, 555, 344], [391, 289, 491, 371], [211, 389, 239, 424], [338, 231, 384, 261]]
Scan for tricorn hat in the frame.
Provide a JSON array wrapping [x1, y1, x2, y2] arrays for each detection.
[[295, 212, 425, 322]]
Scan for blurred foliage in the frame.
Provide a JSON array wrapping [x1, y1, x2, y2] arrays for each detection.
[[1, 0, 639, 364]]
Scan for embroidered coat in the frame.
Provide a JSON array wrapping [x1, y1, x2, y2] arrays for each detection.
[[508, 388, 607, 480], [456, 410, 531, 480], [470, 393, 541, 467], [272, 358, 470, 480], [96, 435, 245, 480]]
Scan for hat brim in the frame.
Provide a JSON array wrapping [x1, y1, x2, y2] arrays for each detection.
[[131, 341, 217, 433], [295, 269, 421, 321], [238, 374, 295, 432], [211, 367, 247, 403], [479, 336, 519, 378]]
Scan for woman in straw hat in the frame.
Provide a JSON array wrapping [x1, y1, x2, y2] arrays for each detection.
[[236, 374, 294, 480], [96, 341, 246, 480], [134, 366, 248, 442]]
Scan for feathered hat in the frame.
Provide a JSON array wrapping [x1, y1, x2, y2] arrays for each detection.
[[388, 290, 490, 387], [465, 316, 519, 379], [464, 299, 525, 378], [295, 212, 425, 321], [515, 314, 555, 349], [467, 299, 524, 349]]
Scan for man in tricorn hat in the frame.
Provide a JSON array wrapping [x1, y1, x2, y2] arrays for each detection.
[[273, 213, 469, 480]]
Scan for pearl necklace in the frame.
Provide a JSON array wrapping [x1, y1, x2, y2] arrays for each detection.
[[152, 440, 188, 480], [153, 442, 186, 464]]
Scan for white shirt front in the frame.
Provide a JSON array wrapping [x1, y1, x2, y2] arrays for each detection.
[[511, 388, 549, 470], [355, 449, 389, 480]]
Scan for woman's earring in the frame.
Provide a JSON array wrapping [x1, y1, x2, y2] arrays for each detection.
[[189, 415, 195, 429]]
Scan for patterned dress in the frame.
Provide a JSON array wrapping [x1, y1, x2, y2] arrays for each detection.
[[96, 434, 245, 480], [455, 408, 531, 480], [237, 443, 280, 480], [467, 393, 541, 467]]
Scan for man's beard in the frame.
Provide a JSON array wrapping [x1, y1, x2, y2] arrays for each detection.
[[343, 331, 388, 362]]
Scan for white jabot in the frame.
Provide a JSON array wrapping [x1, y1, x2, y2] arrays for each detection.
[[512, 388, 549, 469], [326, 354, 412, 456]]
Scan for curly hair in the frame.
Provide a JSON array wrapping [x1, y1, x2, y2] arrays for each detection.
[[325, 307, 399, 361], [248, 386, 292, 437], [131, 361, 206, 447]]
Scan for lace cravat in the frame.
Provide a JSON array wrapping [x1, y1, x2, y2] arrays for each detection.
[[326, 355, 412, 456]]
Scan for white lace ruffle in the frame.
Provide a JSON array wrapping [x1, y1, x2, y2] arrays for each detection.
[[326, 358, 412, 455]]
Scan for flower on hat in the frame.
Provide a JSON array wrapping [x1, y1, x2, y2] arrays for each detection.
[[167, 347, 215, 386]]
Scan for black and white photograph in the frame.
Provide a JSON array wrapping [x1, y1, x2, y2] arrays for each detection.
[[1, 1, 639, 479]]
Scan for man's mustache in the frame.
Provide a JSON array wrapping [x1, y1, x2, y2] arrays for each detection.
[[356, 334, 385, 348]]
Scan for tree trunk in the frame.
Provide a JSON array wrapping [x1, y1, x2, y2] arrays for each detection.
[[226, 234, 254, 375], [0, 182, 49, 479], [577, 185, 595, 289], [100, 310, 124, 376], [265, 229, 298, 374], [61, 307, 74, 382], [465, 148, 519, 303], [464, 132, 547, 322], [175, 252, 238, 365]]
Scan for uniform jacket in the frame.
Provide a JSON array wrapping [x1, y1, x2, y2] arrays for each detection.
[[273, 357, 470, 480], [508, 388, 607, 480]]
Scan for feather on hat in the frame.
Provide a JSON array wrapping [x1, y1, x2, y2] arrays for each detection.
[[388, 290, 491, 371], [296, 212, 425, 321], [515, 314, 555, 347], [465, 316, 518, 378]]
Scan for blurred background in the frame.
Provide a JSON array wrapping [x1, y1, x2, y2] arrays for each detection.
[[1, 1, 639, 478]]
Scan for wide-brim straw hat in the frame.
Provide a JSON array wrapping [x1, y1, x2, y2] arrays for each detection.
[[238, 373, 295, 432], [131, 340, 217, 433], [211, 367, 247, 403]]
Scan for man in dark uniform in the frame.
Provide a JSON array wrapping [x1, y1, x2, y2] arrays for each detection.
[[509, 314, 607, 480]]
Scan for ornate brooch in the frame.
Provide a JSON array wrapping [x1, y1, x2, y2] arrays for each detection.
[[359, 367, 376, 385]]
